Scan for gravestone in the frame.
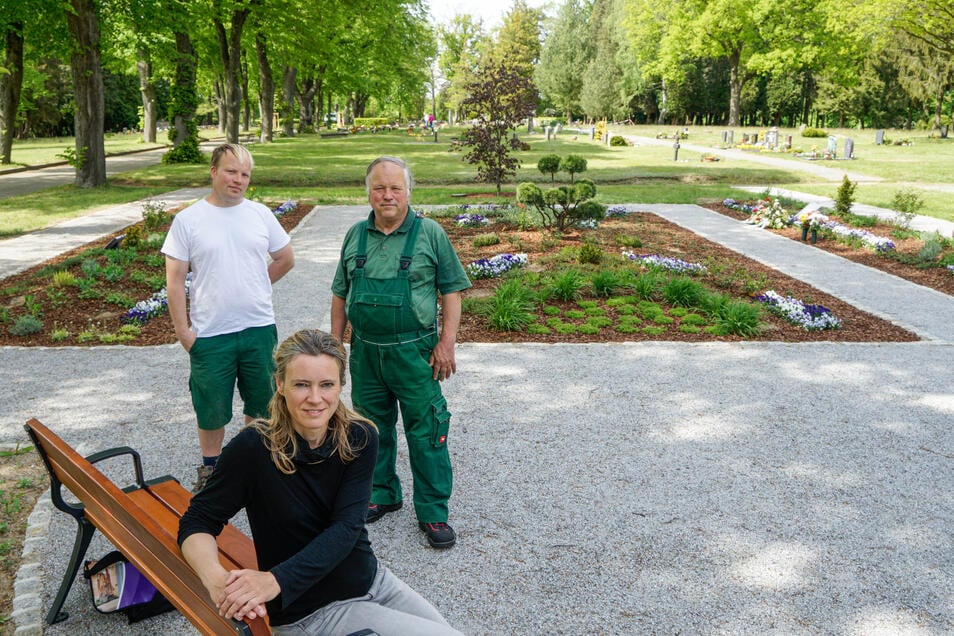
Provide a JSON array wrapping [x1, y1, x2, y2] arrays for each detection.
[[752, 132, 759, 144], [742, 133, 750, 143], [785, 135, 793, 149], [555, 123, 562, 134], [589, 126, 595, 140], [765, 128, 779, 149], [721, 130, 728, 144], [827, 136, 837, 155], [941, 125, 949, 139], [545, 126, 551, 142], [875, 129, 885, 145], [606, 131, 612, 146], [844, 138, 855, 159], [727, 130, 734, 145]]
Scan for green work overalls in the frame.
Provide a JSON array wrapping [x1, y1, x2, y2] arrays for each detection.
[[347, 216, 453, 523]]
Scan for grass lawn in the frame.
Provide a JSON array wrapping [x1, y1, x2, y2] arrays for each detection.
[[1, 124, 953, 236], [0, 132, 165, 169]]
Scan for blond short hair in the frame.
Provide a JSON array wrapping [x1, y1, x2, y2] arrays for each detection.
[[211, 143, 254, 170]]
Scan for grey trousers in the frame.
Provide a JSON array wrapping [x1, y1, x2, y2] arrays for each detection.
[[271, 565, 464, 636]]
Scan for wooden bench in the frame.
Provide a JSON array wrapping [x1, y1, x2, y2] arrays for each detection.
[[25, 418, 270, 635]]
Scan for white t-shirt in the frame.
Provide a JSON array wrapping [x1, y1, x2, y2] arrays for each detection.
[[161, 198, 291, 338]]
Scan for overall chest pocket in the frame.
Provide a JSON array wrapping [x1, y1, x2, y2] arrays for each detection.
[[350, 288, 409, 336]]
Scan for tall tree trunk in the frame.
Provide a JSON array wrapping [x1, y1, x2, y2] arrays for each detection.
[[66, 0, 106, 187], [255, 32, 273, 143], [0, 22, 24, 164], [298, 77, 317, 131], [137, 49, 157, 143], [314, 77, 324, 129], [727, 47, 742, 127], [933, 82, 945, 131], [213, 77, 227, 132], [281, 66, 297, 137], [353, 92, 369, 119], [213, 8, 250, 143], [241, 48, 250, 132], [163, 30, 201, 163]]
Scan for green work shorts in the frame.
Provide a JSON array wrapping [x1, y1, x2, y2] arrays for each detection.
[[188, 324, 277, 430]]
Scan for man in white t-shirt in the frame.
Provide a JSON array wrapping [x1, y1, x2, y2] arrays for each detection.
[[162, 143, 295, 492]]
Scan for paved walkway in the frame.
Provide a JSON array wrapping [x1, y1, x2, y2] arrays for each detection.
[[0, 188, 208, 280], [0, 140, 229, 201], [0, 146, 169, 199]]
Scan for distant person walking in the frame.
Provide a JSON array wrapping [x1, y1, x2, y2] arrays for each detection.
[[162, 143, 295, 492], [331, 156, 471, 549]]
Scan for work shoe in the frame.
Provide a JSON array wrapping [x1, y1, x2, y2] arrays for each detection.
[[419, 522, 456, 549], [191, 465, 214, 494], [366, 501, 402, 524]]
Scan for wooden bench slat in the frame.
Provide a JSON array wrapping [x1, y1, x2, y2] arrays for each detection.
[[142, 479, 261, 572], [26, 418, 270, 636]]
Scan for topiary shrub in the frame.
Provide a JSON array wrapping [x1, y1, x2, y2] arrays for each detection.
[[610, 135, 628, 147], [537, 154, 562, 182], [517, 178, 602, 232], [802, 127, 828, 138], [560, 154, 587, 183]]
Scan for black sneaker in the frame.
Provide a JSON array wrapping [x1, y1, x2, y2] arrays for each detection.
[[366, 501, 402, 524], [419, 522, 456, 549]]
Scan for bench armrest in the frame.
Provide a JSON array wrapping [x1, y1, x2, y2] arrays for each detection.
[[85, 446, 148, 489]]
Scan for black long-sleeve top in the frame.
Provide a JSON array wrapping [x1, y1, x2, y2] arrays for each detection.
[[178, 424, 378, 626]]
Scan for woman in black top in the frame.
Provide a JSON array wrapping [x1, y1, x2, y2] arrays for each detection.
[[179, 329, 462, 635]]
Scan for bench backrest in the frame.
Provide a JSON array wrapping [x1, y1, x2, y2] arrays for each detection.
[[26, 418, 270, 636]]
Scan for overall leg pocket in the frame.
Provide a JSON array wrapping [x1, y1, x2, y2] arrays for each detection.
[[430, 395, 451, 447]]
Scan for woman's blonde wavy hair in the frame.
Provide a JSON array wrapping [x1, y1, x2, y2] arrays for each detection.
[[251, 329, 374, 475]]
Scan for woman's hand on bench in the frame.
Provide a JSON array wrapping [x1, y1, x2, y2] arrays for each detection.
[[220, 568, 278, 621]]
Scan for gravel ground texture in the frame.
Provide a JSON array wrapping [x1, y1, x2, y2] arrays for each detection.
[[1, 205, 952, 635]]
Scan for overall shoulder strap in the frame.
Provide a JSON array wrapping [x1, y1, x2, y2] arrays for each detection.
[[355, 220, 370, 269], [398, 215, 422, 274]]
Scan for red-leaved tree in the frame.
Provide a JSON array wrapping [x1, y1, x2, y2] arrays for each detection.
[[459, 56, 537, 195]]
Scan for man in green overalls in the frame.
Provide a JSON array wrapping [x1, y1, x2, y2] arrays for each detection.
[[331, 156, 471, 549]]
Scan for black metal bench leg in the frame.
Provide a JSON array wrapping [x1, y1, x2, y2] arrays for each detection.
[[46, 516, 96, 624]]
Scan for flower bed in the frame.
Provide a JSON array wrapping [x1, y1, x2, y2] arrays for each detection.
[[466, 253, 528, 279], [455, 213, 490, 227], [820, 220, 896, 253], [755, 290, 842, 330], [273, 199, 298, 217], [730, 197, 794, 229], [621, 251, 708, 275]]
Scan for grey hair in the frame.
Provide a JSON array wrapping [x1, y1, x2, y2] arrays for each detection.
[[365, 156, 413, 195]]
